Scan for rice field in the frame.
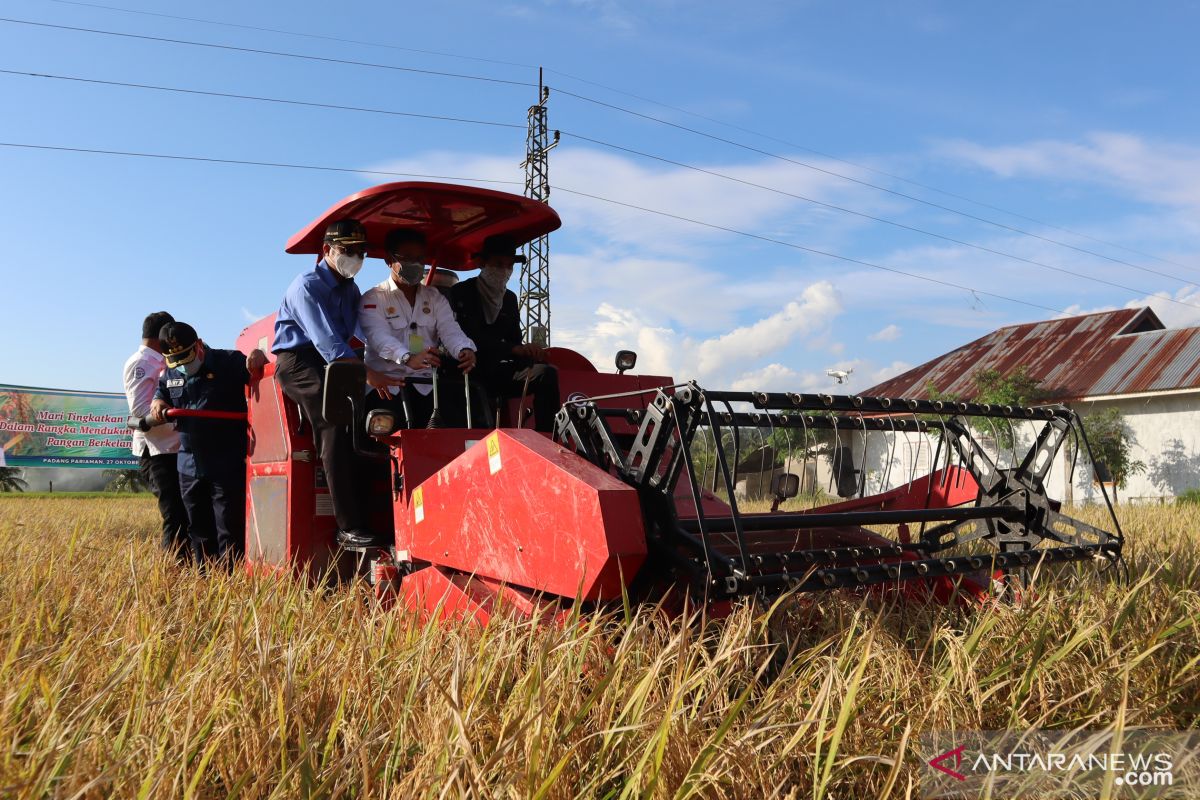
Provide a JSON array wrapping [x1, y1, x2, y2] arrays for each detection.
[[0, 496, 1196, 798]]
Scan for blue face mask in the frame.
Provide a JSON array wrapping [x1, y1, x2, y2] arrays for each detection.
[[176, 351, 203, 377]]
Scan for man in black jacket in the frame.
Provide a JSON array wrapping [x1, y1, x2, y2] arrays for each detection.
[[150, 322, 266, 565], [449, 235, 560, 431]]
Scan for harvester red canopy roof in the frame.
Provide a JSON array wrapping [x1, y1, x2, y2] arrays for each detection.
[[285, 182, 561, 270]]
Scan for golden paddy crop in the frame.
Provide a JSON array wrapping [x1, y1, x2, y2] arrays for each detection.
[[0, 496, 1196, 798]]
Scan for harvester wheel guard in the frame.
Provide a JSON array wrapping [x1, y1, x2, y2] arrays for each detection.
[[553, 384, 1124, 603]]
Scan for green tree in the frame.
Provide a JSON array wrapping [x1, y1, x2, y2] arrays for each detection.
[[973, 366, 1049, 407], [104, 469, 150, 493], [925, 366, 1050, 449], [0, 467, 28, 493], [1080, 407, 1145, 504]]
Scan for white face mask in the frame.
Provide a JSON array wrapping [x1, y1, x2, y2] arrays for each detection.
[[479, 266, 512, 291], [395, 260, 424, 286], [329, 248, 364, 279]]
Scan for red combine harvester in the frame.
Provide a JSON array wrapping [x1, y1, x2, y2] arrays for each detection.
[[225, 181, 1122, 623]]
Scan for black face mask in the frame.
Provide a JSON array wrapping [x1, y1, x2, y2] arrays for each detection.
[[393, 260, 424, 285]]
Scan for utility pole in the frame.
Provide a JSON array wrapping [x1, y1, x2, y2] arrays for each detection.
[[519, 67, 558, 346]]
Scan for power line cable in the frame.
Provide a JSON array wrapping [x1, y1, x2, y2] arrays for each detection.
[[0, 68, 525, 129], [0, 17, 535, 88], [548, 184, 1070, 316], [9, 65, 1176, 300], [0, 141, 524, 185], [546, 68, 1198, 273], [0, 139, 1133, 316], [23, 0, 1190, 272], [553, 87, 1200, 279], [9, 14, 1190, 281], [559, 129, 1197, 302], [31, 0, 538, 70]]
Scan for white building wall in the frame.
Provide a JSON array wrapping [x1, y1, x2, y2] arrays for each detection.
[[1071, 392, 1200, 505], [840, 395, 1200, 506], [844, 423, 1058, 499]]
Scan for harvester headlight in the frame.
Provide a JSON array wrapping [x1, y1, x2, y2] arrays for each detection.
[[615, 349, 637, 374], [365, 409, 396, 437], [771, 472, 801, 501]]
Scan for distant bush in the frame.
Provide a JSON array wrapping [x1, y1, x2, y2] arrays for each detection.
[[1177, 488, 1200, 506]]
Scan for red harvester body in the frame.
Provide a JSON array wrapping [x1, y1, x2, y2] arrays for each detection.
[[229, 182, 1123, 623]]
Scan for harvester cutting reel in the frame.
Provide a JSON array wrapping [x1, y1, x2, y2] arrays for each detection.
[[554, 384, 1124, 603]]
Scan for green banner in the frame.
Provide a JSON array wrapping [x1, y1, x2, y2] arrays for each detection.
[[0, 384, 138, 469]]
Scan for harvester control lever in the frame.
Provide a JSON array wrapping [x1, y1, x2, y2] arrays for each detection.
[[126, 408, 247, 432]]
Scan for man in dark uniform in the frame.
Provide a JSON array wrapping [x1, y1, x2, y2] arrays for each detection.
[[149, 322, 266, 565], [271, 219, 396, 549], [449, 235, 560, 431]]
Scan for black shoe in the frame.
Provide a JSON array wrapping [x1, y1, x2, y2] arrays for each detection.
[[336, 528, 391, 549]]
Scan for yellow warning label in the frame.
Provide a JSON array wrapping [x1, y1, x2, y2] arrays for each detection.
[[487, 433, 502, 475], [413, 486, 424, 524]]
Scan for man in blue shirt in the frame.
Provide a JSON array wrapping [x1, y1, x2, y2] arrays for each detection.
[[150, 321, 267, 565], [273, 219, 393, 549]]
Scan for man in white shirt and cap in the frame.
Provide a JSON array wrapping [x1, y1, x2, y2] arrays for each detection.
[[360, 229, 476, 427], [122, 310, 189, 561]]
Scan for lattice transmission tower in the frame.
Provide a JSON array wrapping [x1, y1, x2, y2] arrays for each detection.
[[519, 68, 559, 346]]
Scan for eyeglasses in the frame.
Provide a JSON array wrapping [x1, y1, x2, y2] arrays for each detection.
[[334, 243, 368, 257]]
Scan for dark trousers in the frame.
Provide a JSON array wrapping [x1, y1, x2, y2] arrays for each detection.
[[275, 347, 368, 532], [139, 451, 190, 561], [480, 363, 561, 432], [367, 381, 469, 429], [179, 469, 245, 564]]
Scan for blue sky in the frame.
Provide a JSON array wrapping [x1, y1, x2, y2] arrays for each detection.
[[2, 0, 1199, 395]]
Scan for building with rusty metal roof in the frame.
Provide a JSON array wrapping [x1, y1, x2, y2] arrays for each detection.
[[864, 307, 1200, 503], [867, 307, 1200, 401]]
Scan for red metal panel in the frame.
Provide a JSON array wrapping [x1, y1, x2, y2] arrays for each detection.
[[241, 362, 343, 582], [400, 566, 570, 624], [391, 429, 489, 556], [284, 182, 562, 269], [236, 315, 278, 363], [401, 430, 647, 601]]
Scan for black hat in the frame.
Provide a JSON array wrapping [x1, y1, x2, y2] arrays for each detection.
[[323, 219, 368, 246], [475, 234, 527, 263], [159, 321, 200, 369], [385, 227, 428, 253]]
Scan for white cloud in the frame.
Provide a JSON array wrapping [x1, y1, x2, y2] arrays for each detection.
[[935, 132, 1200, 210], [1061, 285, 1200, 330], [869, 323, 901, 341], [356, 143, 1200, 400], [728, 363, 809, 392], [554, 280, 843, 386], [862, 360, 914, 391], [365, 146, 889, 260], [1126, 285, 1200, 329]]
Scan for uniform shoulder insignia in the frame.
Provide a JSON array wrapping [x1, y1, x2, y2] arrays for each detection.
[[134, 366, 145, 379]]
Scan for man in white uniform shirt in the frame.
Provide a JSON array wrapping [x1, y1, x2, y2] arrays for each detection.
[[123, 311, 190, 561], [360, 229, 476, 427]]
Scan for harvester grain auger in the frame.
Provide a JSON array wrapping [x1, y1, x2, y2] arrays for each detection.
[[233, 180, 1124, 623], [553, 385, 1124, 607]]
